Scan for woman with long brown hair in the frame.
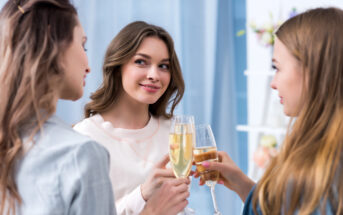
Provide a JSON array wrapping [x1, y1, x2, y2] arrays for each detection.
[[0, 0, 116, 214], [74, 21, 189, 214], [195, 7, 343, 215]]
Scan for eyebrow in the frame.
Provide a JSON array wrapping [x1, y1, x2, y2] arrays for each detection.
[[136, 53, 170, 62]]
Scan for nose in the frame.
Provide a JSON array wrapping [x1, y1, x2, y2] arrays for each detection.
[[270, 75, 277, 90], [147, 66, 159, 81]]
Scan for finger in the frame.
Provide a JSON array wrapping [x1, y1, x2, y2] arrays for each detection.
[[166, 178, 190, 187], [189, 170, 196, 176], [155, 154, 170, 168], [202, 160, 227, 172], [153, 168, 175, 178], [193, 171, 200, 178], [172, 199, 189, 215], [173, 182, 189, 193]]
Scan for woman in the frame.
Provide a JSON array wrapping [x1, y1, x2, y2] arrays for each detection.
[[74, 21, 187, 215], [0, 0, 115, 214], [0, 1, 188, 214], [196, 7, 343, 215]]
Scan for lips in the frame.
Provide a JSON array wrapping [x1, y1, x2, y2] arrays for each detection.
[[280, 96, 284, 104], [139, 84, 161, 93]]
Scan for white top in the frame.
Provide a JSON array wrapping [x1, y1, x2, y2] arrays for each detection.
[[74, 114, 170, 215]]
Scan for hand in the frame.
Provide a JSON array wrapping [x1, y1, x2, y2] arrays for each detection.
[[140, 178, 190, 215], [141, 154, 176, 201], [194, 151, 255, 202]]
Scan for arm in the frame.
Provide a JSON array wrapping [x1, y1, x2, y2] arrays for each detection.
[[116, 155, 176, 215], [67, 141, 116, 215]]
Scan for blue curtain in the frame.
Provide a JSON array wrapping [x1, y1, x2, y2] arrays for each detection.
[[0, 0, 247, 214]]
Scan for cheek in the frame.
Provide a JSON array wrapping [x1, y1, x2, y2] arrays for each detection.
[[162, 72, 171, 87]]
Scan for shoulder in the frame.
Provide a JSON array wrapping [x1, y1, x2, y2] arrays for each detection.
[[242, 185, 261, 215], [38, 115, 109, 163], [73, 115, 99, 135]]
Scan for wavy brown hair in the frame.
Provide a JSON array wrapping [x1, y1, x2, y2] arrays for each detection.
[[84, 21, 185, 118], [0, 0, 77, 214], [253, 8, 343, 215]]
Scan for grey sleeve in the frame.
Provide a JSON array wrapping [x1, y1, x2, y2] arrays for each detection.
[[66, 141, 116, 215]]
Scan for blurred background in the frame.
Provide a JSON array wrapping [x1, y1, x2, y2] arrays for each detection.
[[1, 0, 343, 214]]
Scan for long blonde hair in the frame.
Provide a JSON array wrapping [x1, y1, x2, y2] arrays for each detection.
[[0, 0, 77, 214], [84, 21, 185, 119], [253, 7, 343, 215]]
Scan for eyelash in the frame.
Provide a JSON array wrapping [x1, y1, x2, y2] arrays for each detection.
[[135, 59, 146, 65], [272, 64, 278, 71], [159, 64, 169, 70], [82, 43, 87, 52], [134, 59, 169, 70]]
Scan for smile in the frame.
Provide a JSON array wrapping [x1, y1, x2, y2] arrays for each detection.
[[139, 84, 161, 92]]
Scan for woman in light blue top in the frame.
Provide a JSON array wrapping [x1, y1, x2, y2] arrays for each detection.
[[0, 1, 189, 214], [0, 0, 115, 214]]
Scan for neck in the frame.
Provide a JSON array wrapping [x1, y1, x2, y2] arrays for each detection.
[[101, 95, 150, 129]]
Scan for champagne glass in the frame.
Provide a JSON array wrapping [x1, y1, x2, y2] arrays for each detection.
[[194, 124, 221, 215], [169, 115, 195, 215]]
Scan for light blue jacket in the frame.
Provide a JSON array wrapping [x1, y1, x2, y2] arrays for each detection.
[[15, 115, 116, 215]]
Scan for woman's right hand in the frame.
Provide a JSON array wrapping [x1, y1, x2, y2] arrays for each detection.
[[194, 151, 255, 202], [140, 154, 178, 201], [140, 178, 190, 215]]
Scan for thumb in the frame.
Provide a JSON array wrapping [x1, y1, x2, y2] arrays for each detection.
[[155, 154, 170, 168]]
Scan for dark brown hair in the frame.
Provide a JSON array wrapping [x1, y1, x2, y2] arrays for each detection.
[[84, 21, 185, 118], [0, 0, 78, 214]]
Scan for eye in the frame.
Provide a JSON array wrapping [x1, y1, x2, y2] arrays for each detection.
[[135, 59, 146, 65], [82, 43, 87, 52], [272, 64, 278, 72], [159, 64, 169, 70]]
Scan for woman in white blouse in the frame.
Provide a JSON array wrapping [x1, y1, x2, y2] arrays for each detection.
[[74, 21, 188, 215]]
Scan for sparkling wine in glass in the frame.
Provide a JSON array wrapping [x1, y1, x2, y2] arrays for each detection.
[[194, 124, 221, 215], [169, 115, 195, 215]]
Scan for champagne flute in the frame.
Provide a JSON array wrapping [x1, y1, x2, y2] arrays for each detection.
[[169, 115, 195, 215], [194, 124, 221, 215]]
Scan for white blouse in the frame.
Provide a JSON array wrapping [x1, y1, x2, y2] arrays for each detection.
[[74, 114, 170, 215]]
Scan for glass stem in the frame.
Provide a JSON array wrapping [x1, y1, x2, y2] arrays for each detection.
[[210, 185, 221, 215]]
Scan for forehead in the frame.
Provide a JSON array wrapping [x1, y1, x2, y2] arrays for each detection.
[[273, 38, 298, 64], [136, 37, 168, 54]]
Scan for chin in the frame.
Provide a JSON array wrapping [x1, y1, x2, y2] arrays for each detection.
[[61, 91, 83, 101]]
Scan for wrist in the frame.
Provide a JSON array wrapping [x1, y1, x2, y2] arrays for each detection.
[[235, 171, 255, 202], [140, 201, 155, 215]]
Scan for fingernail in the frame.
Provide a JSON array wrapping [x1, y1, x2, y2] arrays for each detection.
[[202, 161, 210, 167]]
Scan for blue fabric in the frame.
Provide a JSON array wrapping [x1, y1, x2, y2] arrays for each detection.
[[15, 115, 116, 215], [242, 186, 335, 215]]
